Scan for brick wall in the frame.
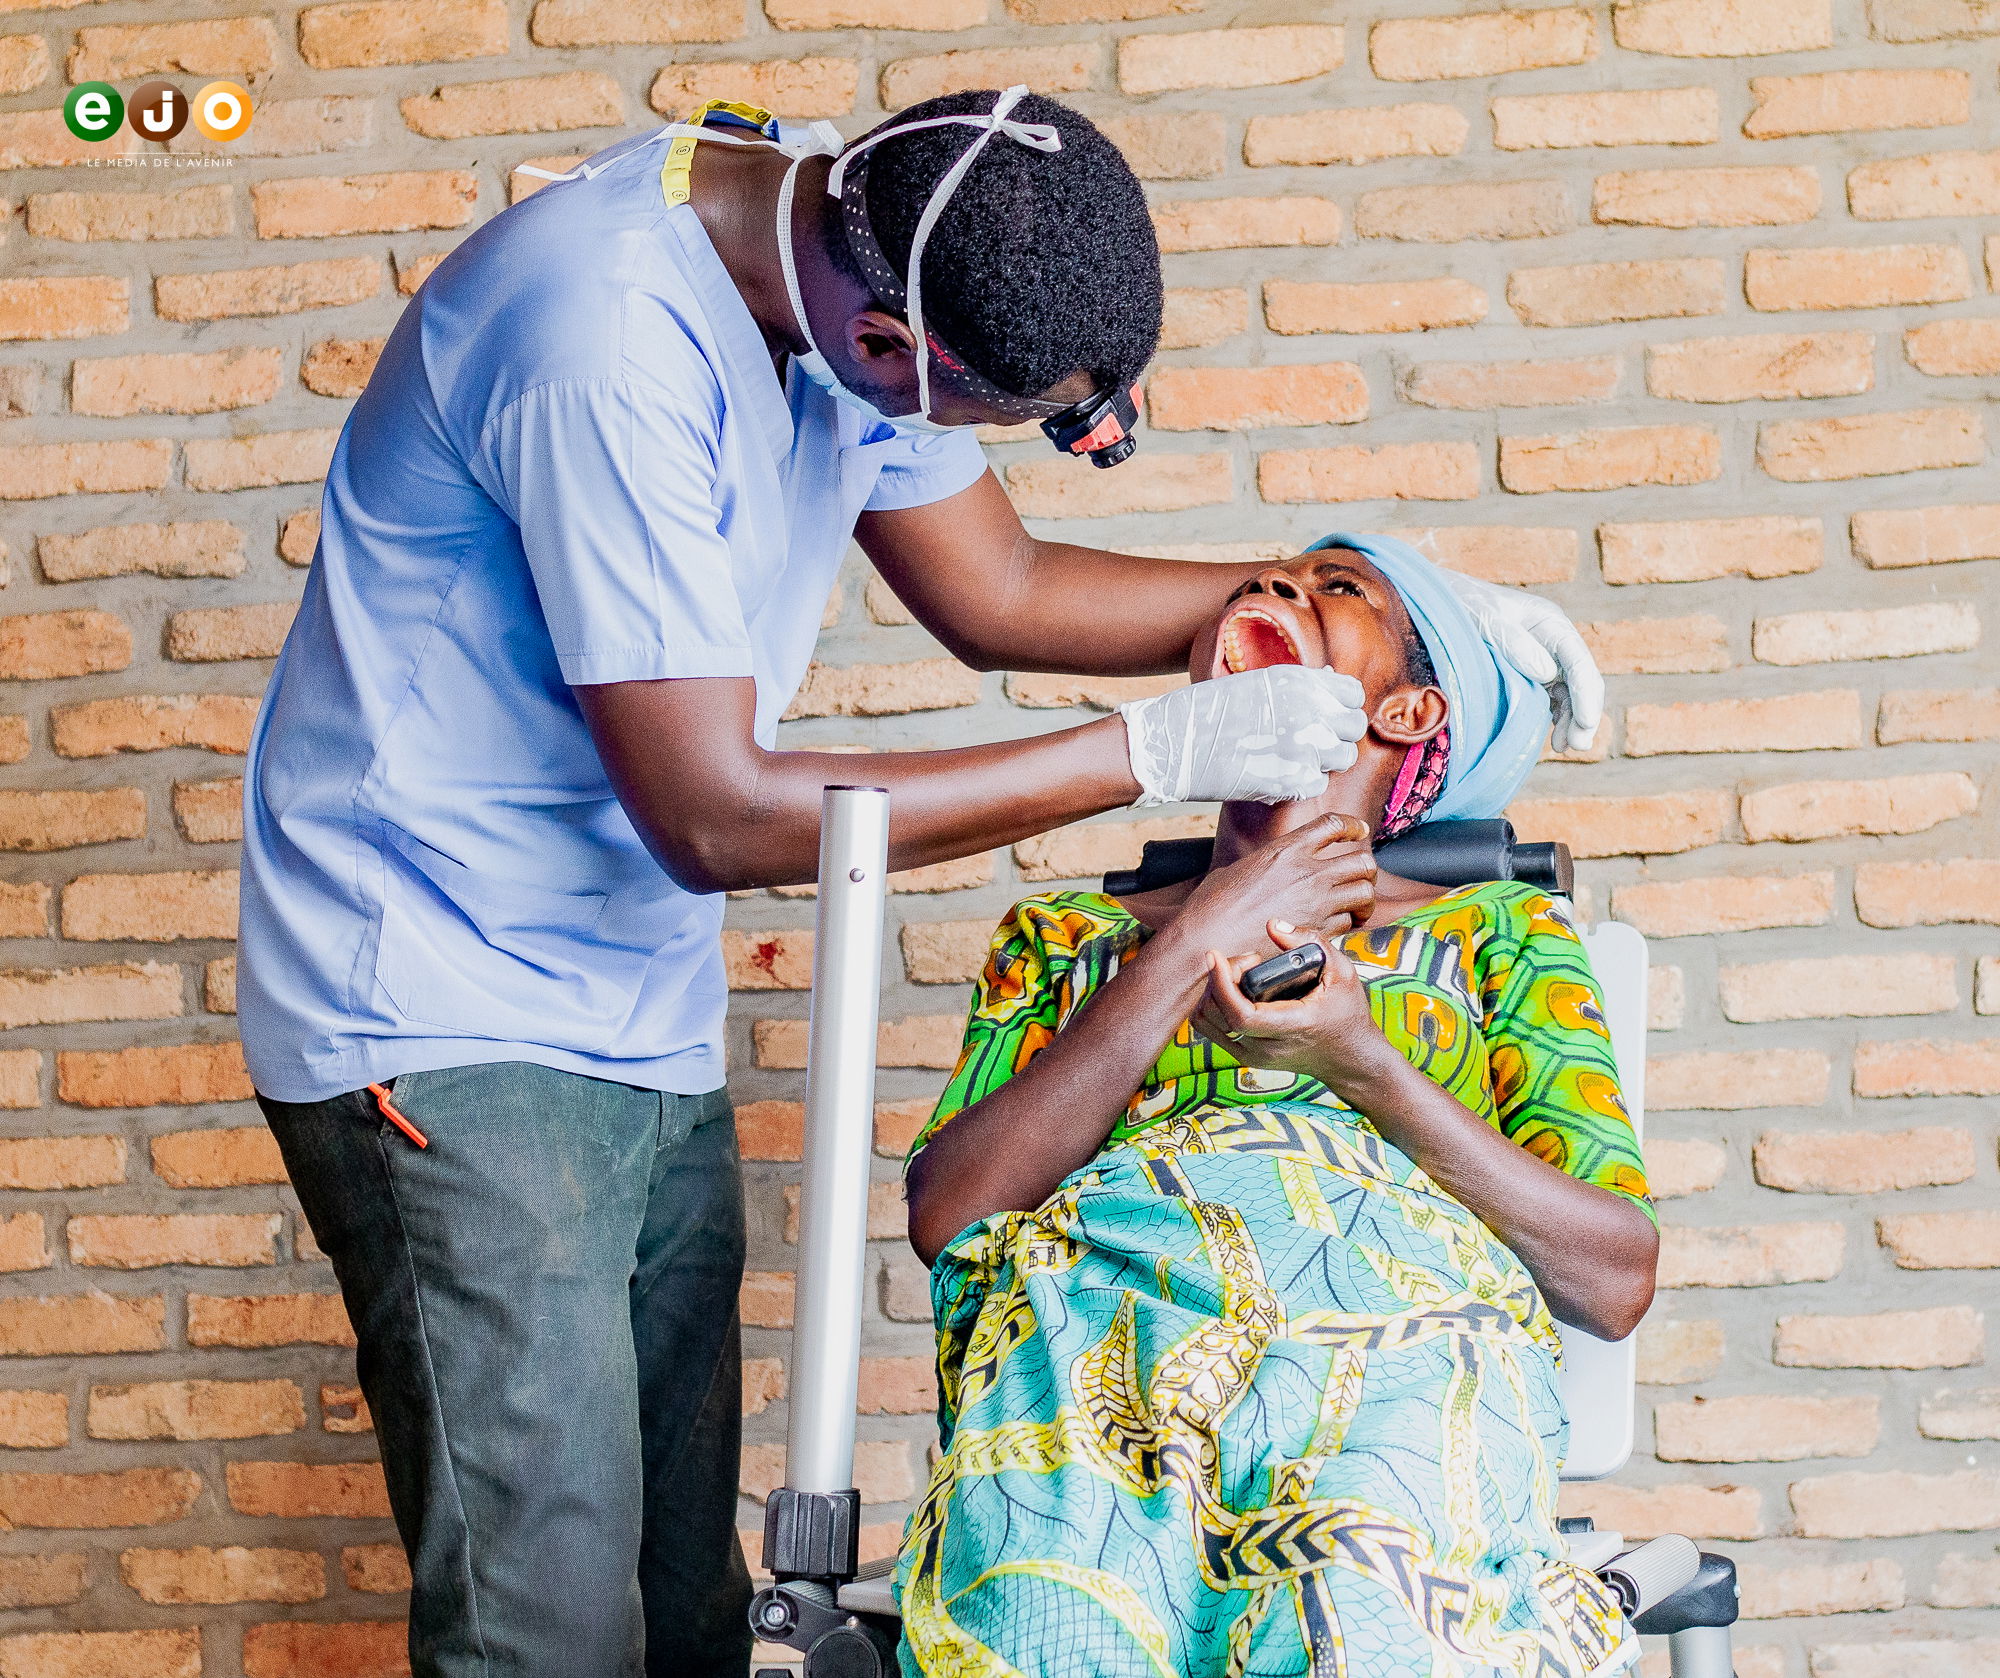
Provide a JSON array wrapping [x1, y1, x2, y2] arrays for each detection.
[[2, 0, 1997, 1671]]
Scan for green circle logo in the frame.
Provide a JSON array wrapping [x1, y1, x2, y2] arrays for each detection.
[[64, 82, 125, 142]]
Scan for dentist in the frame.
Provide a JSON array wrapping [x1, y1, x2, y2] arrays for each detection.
[[239, 88, 1599, 1677]]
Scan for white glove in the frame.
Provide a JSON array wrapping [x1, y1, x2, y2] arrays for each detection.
[[1436, 568, 1603, 753], [1119, 666, 1369, 808]]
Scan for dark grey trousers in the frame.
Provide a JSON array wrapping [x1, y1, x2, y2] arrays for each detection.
[[261, 1063, 753, 1678]]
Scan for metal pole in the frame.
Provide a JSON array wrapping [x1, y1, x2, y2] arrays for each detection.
[[785, 785, 889, 1497]]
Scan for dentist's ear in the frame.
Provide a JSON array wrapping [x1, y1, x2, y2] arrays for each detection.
[[1371, 685, 1447, 746]]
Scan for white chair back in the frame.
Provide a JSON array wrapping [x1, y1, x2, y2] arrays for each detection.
[[1555, 920, 1650, 1482]]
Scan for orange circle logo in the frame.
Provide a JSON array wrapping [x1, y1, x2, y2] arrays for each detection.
[[191, 81, 253, 142]]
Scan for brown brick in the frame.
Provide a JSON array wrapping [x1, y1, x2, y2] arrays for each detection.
[[1879, 1208, 2000, 1270], [782, 658, 979, 719], [1354, 179, 1569, 244], [1660, 1221, 1843, 1288], [1647, 330, 1871, 403], [1153, 197, 1340, 254], [782, 1178, 903, 1242], [734, 1099, 802, 1162], [1630, 691, 1861, 758], [27, 184, 233, 244], [302, 0, 509, 64], [650, 57, 857, 118], [1638, 1318, 1724, 1384], [58, 1041, 252, 1109], [1159, 287, 1246, 350], [1493, 86, 1716, 149], [243, 1618, 408, 1678], [1500, 424, 1719, 494], [70, 1212, 279, 1270], [401, 70, 621, 140], [174, 777, 243, 844], [228, 1460, 390, 1519], [1508, 257, 1725, 329], [1745, 242, 1970, 311], [184, 432, 338, 495], [1613, 0, 1831, 57], [0, 1214, 47, 1274], [1657, 1393, 1877, 1462], [1148, 364, 1367, 432], [319, 1384, 371, 1434], [1399, 355, 1617, 410], [166, 601, 300, 662], [875, 1096, 932, 1156], [0, 1135, 125, 1190], [1809, 1641, 2000, 1678], [169, 94, 375, 159], [1850, 148, 2000, 220], [1244, 103, 1464, 168], [1010, 814, 1205, 887], [89, 1379, 303, 1441], [883, 42, 1093, 108], [1746, 68, 1971, 138], [1722, 952, 1955, 1023], [900, 920, 993, 984], [1391, 526, 1578, 584], [1510, 789, 1729, 860], [740, 1269, 793, 1329], [0, 610, 130, 680], [1600, 514, 1822, 584], [52, 695, 255, 760], [1742, 771, 1977, 842], [1650, 1048, 1830, 1111], [1616, 874, 1834, 940], [0, 962, 181, 1031], [1791, 1468, 2000, 1538], [61, 870, 237, 943], [0, 719, 27, 767], [1264, 277, 1487, 336], [1005, 673, 1181, 710], [0, 1293, 165, 1357], [155, 257, 382, 321], [1761, 602, 1982, 668], [1905, 316, 2000, 378], [252, 169, 477, 239], [742, 1356, 785, 1415], [1930, 1552, 2000, 1607], [67, 16, 277, 80], [0, 881, 48, 937], [1856, 1037, 2000, 1099], [190, 1293, 354, 1349], [1259, 441, 1479, 505], [720, 928, 813, 990], [857, 1354, 936, 1415], [1118, 24, 1341, 95], [1007, 451, 1230, 518], [1920, 1389, 2000, 1441], [300, 337, 384, 400], [1759, 407, 1984, 483], [1646, 1135, 1720, 1196], [121, 1544, 323, 1605], [1879, 686, 2000, 743], [1558, 1480, 1762, 1541], [0, 107, 142, 170], [0, 1554, 86, 1609], [149, 1129, 283, 1192], [0, 33, 49, 95], [0, 1466, 200, 1529], [1739, 1560, 1904, 1619], [1857, 858, 2000, 927], [0, 788, 145, 853], [754, 1015, 958, 1069], [1776, 1304, 1982, 1368], [280, 509, 322, 565], [73, 346, 281, 419], [0, 1631, 200, 1678], [1369, 8, 1597, 81], [1871, 0, 2000, 40], [1597, 164, 1819, 228], [343, 1545, 411, 1593], [0, 439, 170, 500]]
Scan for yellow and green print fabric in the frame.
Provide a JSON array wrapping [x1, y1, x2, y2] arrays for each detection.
[[897, 882, 1647, 1678]]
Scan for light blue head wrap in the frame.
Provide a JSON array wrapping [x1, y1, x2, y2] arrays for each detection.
[[1305, 532, 1551, 823]]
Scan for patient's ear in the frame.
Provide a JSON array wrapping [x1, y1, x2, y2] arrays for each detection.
[[1372, 684, 1447, 746]]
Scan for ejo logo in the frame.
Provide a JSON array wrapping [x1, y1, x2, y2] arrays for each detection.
[[63, 79, 253, 143]]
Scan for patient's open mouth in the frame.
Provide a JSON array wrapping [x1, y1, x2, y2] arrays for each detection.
[[1221, 607, 1304, 674]]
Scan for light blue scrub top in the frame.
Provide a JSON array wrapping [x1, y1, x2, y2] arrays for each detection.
[[239, 129, 986, 1103]]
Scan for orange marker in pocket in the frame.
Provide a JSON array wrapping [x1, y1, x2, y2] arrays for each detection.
[[367, 1082, 429, 1148]]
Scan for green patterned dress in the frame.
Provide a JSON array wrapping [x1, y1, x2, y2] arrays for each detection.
[[899, 881, 1652, 1678]]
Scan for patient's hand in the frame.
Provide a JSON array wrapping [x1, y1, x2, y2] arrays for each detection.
[[1165, 814, 1377, 969], [1194, 923, 1393, 1089]]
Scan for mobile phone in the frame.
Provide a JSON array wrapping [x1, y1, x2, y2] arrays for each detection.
[[1239, 942, 1326, 1003]]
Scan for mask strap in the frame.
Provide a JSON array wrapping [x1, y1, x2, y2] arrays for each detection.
[[774, 153, 819, 359]]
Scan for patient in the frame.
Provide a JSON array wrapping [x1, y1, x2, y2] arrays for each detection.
[[899, 534, 1657, 1678]]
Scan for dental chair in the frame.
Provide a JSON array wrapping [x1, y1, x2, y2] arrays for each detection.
[[752, 788, 1741, 1678]]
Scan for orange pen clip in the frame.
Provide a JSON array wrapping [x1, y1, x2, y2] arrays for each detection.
[[367, 1082, 429, 1149]]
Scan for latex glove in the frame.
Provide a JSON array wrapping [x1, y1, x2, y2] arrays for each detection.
[[1436, 568, 1603, 752], [1119, 666, 1369, 808]]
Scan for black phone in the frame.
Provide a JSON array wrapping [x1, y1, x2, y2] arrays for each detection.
[[1239, 942, 1326, 1003]]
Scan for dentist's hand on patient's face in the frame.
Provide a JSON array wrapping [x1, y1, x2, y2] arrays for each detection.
[[1165, 814, 1376, 969], [1118, 666, 1369, 809]]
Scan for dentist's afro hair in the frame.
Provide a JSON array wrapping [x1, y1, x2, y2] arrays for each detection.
[[838, 91, 1163, 402]]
